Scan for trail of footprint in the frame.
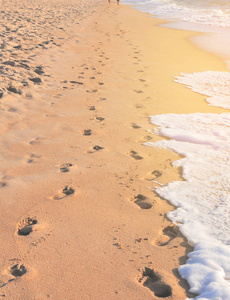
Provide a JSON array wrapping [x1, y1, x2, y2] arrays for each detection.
[[138, 267, 172, 298]]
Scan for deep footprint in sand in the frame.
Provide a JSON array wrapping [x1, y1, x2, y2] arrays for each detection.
[[138, 267, 172, 298], [132, 194, 152, 209], [129, 150, 143, 160], [17, 217, 37, 236], [10, 264, 27, 277]]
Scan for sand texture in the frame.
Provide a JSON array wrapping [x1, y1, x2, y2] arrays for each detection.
[[0, 0, 228, 299]]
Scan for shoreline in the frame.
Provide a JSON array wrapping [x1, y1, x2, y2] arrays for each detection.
[[0, 0, 229, 299]]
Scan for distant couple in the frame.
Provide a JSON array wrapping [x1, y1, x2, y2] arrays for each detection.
[[108, 0, 119, 4]]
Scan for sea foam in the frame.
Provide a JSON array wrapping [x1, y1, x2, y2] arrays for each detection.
[[123, 0, 230, 28], [146, 72, 230, 299]]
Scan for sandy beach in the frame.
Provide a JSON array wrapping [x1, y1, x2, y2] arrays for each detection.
[[0, 0, 229, 299]]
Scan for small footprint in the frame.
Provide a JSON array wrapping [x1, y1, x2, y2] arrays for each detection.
[[131, 123, 141, 129], [87, 145, 104, 153], [132, 194, 152, 209], [29, 137, 41, 145], [95, 116, 104, 122], [129, 150, 143, 160], [134, 90, 143, 93], [0, 181, 7, 188], [83, 129, 92, 136], [26, 153, 40, 164], [93, 145, 104, 151], [138, 267, 172, 298], [59, 163, 73, 173], [154, 225, 179, 247], [145, 170, 162, 181], [50, 185, 75, 200], [17, 217, 37, 236]]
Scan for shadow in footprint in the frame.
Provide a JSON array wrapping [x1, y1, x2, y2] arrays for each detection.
[[139, 267, 172, 298]]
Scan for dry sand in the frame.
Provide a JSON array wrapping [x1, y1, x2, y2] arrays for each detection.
[[0, 0, 228, 299]]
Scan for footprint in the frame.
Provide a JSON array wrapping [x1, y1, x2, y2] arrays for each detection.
[[26, 153, 40, 164], [83, 129, 92, 136], [132, 194, 152, 209], [10, 264, 27, 277], [145, 170, 162, 181], [129, 150, 143, 160], [131, 123, 141, 129], [138, 267, 172, 298], [0, 181, 7, 188], [93, 145, 104, 151], [50, 185, 75, 200], [95, 116, 104, 122], [137, 135, 153, 143], [86, 89, 98, 93], [59, 163, 73, 173], [29, 137, 41, 145], [135, 104, 145, 109], [87, 145, 104, 153], [29, 77, 42, 84], [17, 217, 37, 236], [134, 90, 143, 93], [154, 225, 179, 247]]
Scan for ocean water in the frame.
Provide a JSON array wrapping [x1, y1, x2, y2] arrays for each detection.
[[123, 0, 230, 28], [122, 0, 230, 299]]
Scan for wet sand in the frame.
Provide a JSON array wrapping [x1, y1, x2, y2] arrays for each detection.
[[0, 0, 228, 299]]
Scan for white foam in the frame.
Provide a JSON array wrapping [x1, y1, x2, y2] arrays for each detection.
[[122, 0, 230, 28], [175, 71, 230, 109], [147, 113, 230, 298], [146, 71, 230, 298]]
